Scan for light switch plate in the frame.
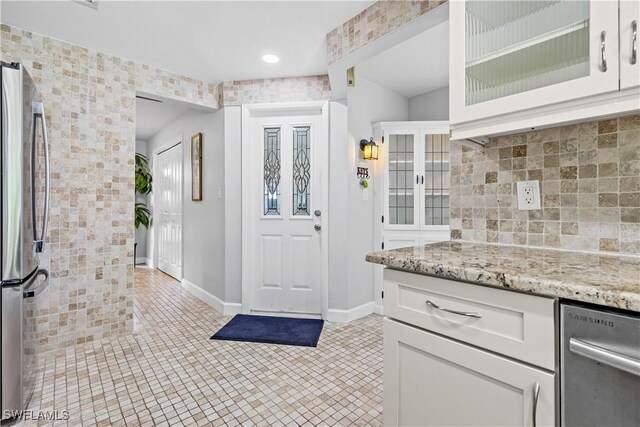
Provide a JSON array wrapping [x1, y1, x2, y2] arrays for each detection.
[[517, 180, 541, 210]]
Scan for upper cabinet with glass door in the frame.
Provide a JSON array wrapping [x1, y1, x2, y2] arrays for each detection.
[[450, 0, 640, 140], [377, 122, 451, 236]]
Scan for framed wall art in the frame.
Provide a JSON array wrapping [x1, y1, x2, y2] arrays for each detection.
[[191, 132, 203, 201]]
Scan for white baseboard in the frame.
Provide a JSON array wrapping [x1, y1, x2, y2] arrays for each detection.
[[373, 304, 384, 315], [181, 278, 242, 316], [326, 301, 381, 323], [135, 257, 150, 265]]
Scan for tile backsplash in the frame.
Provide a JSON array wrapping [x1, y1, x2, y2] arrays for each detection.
[[450, 115, 640, 254]]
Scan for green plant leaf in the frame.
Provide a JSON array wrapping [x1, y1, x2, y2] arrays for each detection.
[[135, 202, 151, 229], [135, 153, 153, 195], [135, 153, 153, 229]]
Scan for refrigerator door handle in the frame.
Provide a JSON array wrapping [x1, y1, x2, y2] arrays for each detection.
[[23, 268, 49, 298], [31, 101, 50, 253]]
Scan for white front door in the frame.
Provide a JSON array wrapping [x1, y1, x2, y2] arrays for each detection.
[[247, 112, 325, 314], [156, 142, 183, 280]]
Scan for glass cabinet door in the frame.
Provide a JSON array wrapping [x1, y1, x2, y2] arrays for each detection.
[[466, 0, 591, 106], [385, 132, 420, 230], [451, 0, 619, 123], [423, 134, 450, 227]]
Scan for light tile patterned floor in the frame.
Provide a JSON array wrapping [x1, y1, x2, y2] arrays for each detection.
[[19, 268, 383, 426]]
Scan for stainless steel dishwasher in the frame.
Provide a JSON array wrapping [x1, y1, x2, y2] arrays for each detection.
[[561, 302, 640, 426]]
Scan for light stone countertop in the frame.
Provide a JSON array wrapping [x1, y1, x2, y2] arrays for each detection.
[[366, 241, 640, 312]]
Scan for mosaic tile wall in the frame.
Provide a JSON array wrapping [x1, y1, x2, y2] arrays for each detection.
[[326, 0, 447, 65], [218, 75, 331, 106], [450, 115, 640, 254], [0, 24, 217, 351]]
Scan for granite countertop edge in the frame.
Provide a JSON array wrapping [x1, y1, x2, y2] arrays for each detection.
[[366, 247, 640, 313]]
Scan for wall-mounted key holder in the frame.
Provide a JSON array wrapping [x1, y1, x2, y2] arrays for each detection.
[[357, 167, 370, 188], [357, 167, 370, 179]]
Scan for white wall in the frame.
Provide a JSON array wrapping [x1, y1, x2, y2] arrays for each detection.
[[408, 86, 449, 121], [329, 77, 408, 312], [222, 106, 242, 304], [135, 139, 149, 263], [328, 100, 349, 310], [147, 110, 226, 300]]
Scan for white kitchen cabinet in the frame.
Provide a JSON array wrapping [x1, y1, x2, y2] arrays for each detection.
[[373, 121, 451, 247], [381, 231, 449, 251], [450, 0, 640, 140], [382, 268, 558, 426], [620, 1, 640, 90], [384, 318, 556, 427], [384, 269, 556, 370]]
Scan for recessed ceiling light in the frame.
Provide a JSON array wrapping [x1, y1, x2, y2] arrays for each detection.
[[262, 54, 280, 64]]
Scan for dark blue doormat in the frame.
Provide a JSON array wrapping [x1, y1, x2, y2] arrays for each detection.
[[210, 314, 324, 347]]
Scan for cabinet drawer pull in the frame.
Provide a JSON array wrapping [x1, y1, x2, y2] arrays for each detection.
[[631, 20, 637, 65], [425, 300, 482, 318], [599, 31, 607, 72], [532, 382, 540, 427]]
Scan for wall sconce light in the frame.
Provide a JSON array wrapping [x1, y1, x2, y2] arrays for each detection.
[[359, 138, 379, 160]]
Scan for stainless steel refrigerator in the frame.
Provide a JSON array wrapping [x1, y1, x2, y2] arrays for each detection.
[[1, 61, 50, 420]]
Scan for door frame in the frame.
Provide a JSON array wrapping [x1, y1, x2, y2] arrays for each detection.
[[151, 135, 183, 279], [241, 101, 329, 318]]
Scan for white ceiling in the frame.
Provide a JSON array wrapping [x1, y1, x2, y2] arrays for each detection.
[[136, 95, 207, 140], [357, 21, 449, 98], [1, 0, 374, 84]]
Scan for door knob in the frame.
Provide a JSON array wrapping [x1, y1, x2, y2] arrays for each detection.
[[314, 210, 321, 217], [314, 224, 321, 231]]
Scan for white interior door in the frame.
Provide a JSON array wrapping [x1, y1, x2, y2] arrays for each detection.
[[248, 113, 324, 314], [156, 142, 183, 280]]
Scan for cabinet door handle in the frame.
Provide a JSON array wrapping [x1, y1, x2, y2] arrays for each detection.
[[421, 175, 424, 185], [532, 382, 540, 427], [631, 20, 638, 65], [425, 300, 482, 318], [416, 175, 419, 184], [599, 31, 607, 72]]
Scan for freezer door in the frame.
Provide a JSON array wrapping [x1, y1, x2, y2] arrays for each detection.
[[22, 269, 48, 411], [1, 63, 39, 282], [1, 283, 24, 419]]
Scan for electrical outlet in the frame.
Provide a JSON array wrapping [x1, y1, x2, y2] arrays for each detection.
[[517, 180, 541, 210]]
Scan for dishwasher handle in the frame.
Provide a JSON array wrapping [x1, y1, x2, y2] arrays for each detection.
[[569, 338, 640, 377]]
